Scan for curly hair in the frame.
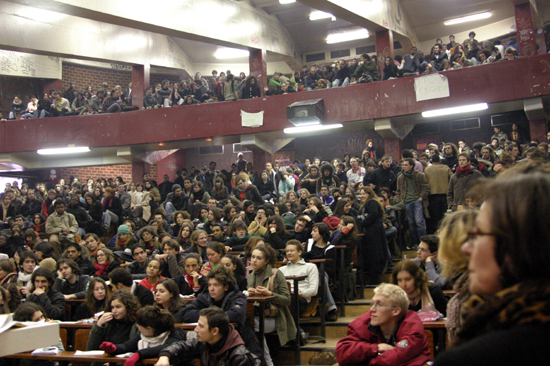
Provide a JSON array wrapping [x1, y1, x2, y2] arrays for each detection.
[[105, 290, 140, 323]]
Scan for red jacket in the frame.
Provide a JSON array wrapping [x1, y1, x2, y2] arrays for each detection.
[[336, 310, 431, 366]]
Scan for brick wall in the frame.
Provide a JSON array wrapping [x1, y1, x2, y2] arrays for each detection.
[[56, 163, 157, 183], [61, 63, 132, 93], [62, 62, 187, 93]]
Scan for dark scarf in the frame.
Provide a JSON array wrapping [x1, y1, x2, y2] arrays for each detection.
[[456, 279, 550, 345], [94, 260, 111, 276], [103, 195, 115, 210], [193, 188, 206, 202], [456, 164, 471, 176]]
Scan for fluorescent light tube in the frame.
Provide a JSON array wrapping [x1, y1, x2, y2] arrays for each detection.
[[214, 49, 250, 59], [327, 29, 369, 44], [444, 12, 491, 26], [310, 11, 335, 21], [422, 103, 488, 118], [284, 124, 343, 134], [37, 147, 91, 155], [279, 0, 296, 4]]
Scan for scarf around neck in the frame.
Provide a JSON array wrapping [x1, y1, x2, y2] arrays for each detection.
[[456, 164, 471, 176], [456, 279, 550, 345], [94, 260, 110, 276], [138, 331, 170, 350]]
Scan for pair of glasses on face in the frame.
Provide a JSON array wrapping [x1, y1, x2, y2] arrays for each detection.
[[465, 228, 500, 243], [371, 302, 397, 310]]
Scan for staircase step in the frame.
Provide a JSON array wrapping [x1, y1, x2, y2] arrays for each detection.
[[301, 316, 356, 339], [275, 338, 340, 365]]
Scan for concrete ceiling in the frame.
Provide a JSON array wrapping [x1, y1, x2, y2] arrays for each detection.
[[249, 0, 518, 54], [172, 38, 288, 64], [402, 0, 515, 42]]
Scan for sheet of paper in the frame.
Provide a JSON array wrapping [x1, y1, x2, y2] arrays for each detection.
[[75, 351, 105, 356]]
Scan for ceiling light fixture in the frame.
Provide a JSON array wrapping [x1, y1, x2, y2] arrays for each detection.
[[327, 28, 369, 44], [37, 146, 91, 155], [422, 103, 488, 118], [310, 11, 336, 21], [279, 0, 296, 4], [284, 124, 343, 134], [444, 12, 491, 26], [214, 48, 250, 59]]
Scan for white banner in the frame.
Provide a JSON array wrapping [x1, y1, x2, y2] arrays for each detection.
[[414, 73, 450, 102], [241, 110, 264, 127], [0, 50, 61, 79]]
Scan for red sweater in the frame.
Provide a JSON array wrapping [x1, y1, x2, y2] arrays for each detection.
[[336, 310, 431, 366]]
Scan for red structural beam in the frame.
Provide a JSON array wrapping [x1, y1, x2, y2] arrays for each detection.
[[1, 54, 549, 154]]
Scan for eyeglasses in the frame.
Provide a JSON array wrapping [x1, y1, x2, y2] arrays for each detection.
[[371, 302, 397, 310], [466, 228, 500, 242]]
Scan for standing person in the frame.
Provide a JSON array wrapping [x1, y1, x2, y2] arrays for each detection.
[[447, 154, 483, 211], [365, 155, 397, 195], [247, 245, 296, 364], [346, 158, 366, 189], [224, 74, 239, 101], [396, 158, 430, 249], [156, 307, 260, 366], [356, 187, 390, 286], [424, 154, 452, 234]]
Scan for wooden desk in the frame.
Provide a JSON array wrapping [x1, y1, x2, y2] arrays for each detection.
[[423, 319, 447, 329], [309, 258, 332, 340], [65, 299, 85, 321], [5, 351, 157, 364], [334, 245, 347, 317], [247, 295, 276, 353], [59, 322, 199, 350], [285, 275, 307, 365], [443, 290, 457, 298]]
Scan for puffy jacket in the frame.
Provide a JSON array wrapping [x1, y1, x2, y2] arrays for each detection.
[[336, 310, 431, 366]]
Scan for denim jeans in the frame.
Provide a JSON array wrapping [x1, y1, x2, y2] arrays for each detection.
[[332, 77, 350, 87], [405, 199, 426, 245], [165, 202, 176, 221]]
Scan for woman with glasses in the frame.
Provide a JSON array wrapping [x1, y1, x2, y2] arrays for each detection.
[[435, 167, 550, 366]]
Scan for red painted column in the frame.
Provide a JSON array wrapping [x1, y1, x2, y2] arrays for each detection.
[[156, 149, 186, 180], [132, 162, 146, 184], [375, 29, 394, 78], [529, 118, 547, 142], [43, 79, 62, 95], [384, 138, 403, 163], [514, 2, 538, 57], [249, 48, 267, 97], [132, 64, 150, 110], [252, 150, 272, 173]]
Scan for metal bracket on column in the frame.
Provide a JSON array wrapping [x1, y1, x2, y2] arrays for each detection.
[[240, 135, 294, 155], [524, 98, 546, 121], [374, 119, 413, 140]]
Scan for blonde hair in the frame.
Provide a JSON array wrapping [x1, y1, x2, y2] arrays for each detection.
[[373, 283, 409, 315], [438, 210, 477, 279]]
